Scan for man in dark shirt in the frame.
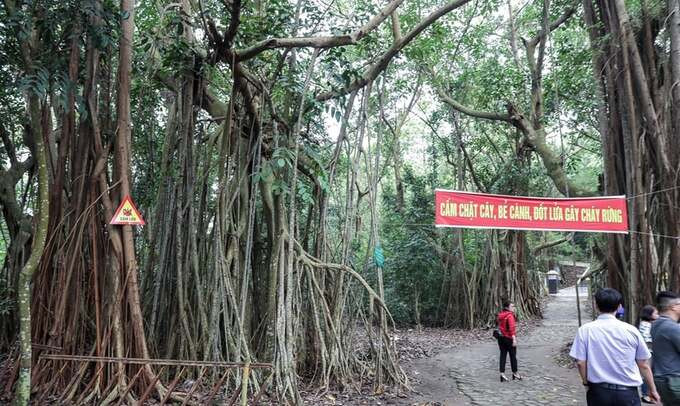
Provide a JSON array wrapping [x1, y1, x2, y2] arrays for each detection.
[[651, 291, 680, 404]]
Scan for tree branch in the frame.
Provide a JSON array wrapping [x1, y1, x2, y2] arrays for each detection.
[[460, 141, 488, 192], [0, 159, 32, 236], [527, 5, 576, 48], [0, 122, 18, 167], [391, 11, 402, 41], [507, 0, 522, 69], [532, 234, 572, 255], [537, 0, 550, 64], [224, 0, 242, 46], [413, 109, 458, 167], [506, 104, 595, 196], [380, 75, 421, 137], [316, 0, 473, 101], [435, 86, 513, 122], [235, 0, 405, 61], [434, 84, 595, 197]]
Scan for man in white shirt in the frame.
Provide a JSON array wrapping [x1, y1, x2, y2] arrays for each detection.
[[570, 288, 659, 405]]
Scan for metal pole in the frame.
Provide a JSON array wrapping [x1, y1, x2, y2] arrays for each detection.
[[576, 278, 582, 327], [588, 277, 594, 320]]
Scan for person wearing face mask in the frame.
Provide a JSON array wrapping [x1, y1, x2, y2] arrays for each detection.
[[650, 291, 680, 404]]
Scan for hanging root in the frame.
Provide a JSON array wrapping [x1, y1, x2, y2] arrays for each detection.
[[293, 238, 396, 326], [292, 238, 409, 391]]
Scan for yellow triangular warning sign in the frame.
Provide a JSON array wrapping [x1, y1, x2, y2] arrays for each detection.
[[110, 196, 146, 225]]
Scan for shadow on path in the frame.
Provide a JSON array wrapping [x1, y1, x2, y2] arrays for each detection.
[[403, 287, 588, 405]]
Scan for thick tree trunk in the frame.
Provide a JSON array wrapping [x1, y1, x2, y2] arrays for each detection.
[[581, 0, 679, 310], [15, 99, 50, 406], [668, 0, 680, 289]]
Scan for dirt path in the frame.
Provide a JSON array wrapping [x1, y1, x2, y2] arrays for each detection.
[[403, 287, 588, 405]]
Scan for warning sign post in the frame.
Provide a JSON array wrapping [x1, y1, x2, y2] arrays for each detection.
[[110, 196, 146, 226]]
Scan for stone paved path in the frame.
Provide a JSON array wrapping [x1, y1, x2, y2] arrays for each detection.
[[406, 287, 589, 405]]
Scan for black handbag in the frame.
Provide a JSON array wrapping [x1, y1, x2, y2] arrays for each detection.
[[492, 315, 511, 340]]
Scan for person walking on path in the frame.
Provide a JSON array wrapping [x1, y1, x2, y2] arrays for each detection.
[[650, 291, 680, 404], [569, 288, 659, 405], [497, 299, 521, 382], [638, 305, 659, 404]]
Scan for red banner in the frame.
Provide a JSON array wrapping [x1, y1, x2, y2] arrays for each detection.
[[435, 190, 628, 233]]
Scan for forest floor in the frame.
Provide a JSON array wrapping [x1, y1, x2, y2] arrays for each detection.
[[304, 286, 590, 405]]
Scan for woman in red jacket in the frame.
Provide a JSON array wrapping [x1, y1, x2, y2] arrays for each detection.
[[497, 299, 522, 382]]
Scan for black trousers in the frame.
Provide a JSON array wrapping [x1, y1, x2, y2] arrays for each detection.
[[586, 383, 639, 406], [497, 337, 517, 373]]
